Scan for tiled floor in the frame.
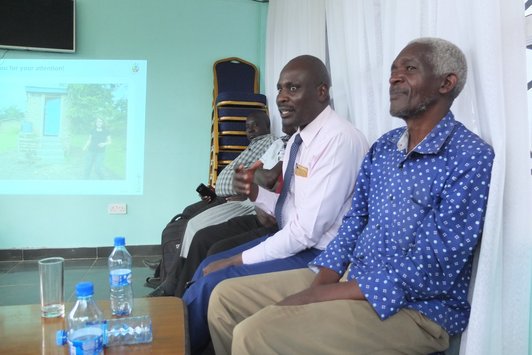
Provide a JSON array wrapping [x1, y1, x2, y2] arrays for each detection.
[[0, 256, 161, 307]]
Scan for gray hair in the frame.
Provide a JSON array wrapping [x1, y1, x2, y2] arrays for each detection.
[[409, 37, 467, 99]]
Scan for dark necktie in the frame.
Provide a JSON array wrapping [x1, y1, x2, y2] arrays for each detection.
[[274, 133, 303, 228]]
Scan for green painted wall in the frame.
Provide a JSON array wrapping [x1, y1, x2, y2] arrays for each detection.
[[0, 0, 268, 249]]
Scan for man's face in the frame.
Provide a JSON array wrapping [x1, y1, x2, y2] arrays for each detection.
[[389, 43, 441, 119], [245, 116, 267, 140], [276, 62, 322, 130]]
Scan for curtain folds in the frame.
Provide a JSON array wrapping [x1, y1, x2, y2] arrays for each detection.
[[265, 0, 327, 135], [265, 0, 531, 354]]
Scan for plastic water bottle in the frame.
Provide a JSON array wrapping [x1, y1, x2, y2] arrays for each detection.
[[57, 315, 153, 348], [104, 315, 153, 346], [108, 236, 133, 316], [60, 282, 105, 355]]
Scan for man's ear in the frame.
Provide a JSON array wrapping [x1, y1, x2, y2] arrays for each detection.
[[317, 83, 330, 102], [439, 73, 458, 95]]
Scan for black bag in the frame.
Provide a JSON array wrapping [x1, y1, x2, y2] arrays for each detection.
[[157, 197, 227, 283], [159, 213, 187, 282]]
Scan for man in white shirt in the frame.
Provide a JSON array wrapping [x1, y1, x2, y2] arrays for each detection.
[[182, 55, 369, 354]]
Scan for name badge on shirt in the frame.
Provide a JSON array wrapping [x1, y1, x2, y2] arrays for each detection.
[[295, 164, 308, 177]]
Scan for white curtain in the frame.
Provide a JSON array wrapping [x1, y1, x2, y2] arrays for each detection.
[[266, 0, 532, 354], [265, 0, 326, 135]]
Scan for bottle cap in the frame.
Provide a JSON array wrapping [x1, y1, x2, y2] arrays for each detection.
[[114, 236, 126, 246], [56, 329, 67, 346], [76, 281, 94, 297]]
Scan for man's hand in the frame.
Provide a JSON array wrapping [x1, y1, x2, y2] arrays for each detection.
[[255, 207, 277, 227], [255, 161, 283, 191], [277, 287, 318, 306], [203, 254, 243, 275], [233, 162, 262, 200], [277, 267, 366, 306], [197, 184, 217, 203], [200, 195, 213, 203], [277, 281, 364, 306]]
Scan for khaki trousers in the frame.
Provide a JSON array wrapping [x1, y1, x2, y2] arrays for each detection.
[[208, 268, 449, 355]]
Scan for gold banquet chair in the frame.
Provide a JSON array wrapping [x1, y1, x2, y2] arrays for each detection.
[[209, 57, 268, 186]]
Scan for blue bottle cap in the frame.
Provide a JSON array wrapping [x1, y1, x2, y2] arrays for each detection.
[[76, 281, 94, 297], [114, 236, 126, 246], [56, 329, 67, 346]]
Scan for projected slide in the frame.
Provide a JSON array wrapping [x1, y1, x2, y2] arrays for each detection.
[[0, 59, 147, 195]]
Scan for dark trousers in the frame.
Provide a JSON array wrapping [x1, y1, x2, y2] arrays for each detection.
[[174, 214, 278, 296], [160, 214, 278, 296]]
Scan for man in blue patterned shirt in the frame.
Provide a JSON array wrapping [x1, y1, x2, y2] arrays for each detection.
[[208, 38, 495, 355]]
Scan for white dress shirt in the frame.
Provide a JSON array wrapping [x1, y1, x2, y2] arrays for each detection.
[[242, 106, 369, 264]]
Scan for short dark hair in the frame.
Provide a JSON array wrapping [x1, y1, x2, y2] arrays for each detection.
[[285, 55, 331, 103], [247, 110, 270, 129]]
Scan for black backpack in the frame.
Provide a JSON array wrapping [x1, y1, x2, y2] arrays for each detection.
[[157, 213, 187, 282], [155, 197, 226, 283]]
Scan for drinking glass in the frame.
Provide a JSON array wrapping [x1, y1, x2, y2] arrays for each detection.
[[38, 257, 65, 318]]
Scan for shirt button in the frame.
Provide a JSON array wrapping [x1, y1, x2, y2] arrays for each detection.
[[376, 224, 381, 230], [388, 194, 394, 201]]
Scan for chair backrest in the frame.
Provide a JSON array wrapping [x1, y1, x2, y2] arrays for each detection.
[[213, 57, 259, 98]]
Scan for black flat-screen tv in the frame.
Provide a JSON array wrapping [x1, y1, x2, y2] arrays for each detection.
[[0, 0, 75, 53]]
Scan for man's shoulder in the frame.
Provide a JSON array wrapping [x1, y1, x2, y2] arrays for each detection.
[[252, 133, 276, 143], [324, 109, 368, 143], [248, 133, 276, 149], [273, 135, 288, 145], [451, 121, 494, 154], [261, 137, 285, 157]]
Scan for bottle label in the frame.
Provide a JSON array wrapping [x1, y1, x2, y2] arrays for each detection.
[[69, 327, 104, 354], [109, 268, 132, 287]]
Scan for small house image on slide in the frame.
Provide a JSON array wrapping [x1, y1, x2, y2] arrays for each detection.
[[20, 86, 70, 163]]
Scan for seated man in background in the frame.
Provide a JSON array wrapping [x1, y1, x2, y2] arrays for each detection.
[[182, 54, 369, 354], [146, 111, 275, 287], [148, 121, 295, 297], [171, 158, 285, 297], [208, 37, 495, 355]]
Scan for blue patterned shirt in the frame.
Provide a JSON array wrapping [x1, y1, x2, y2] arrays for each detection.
[[310, 112, 494, 335]]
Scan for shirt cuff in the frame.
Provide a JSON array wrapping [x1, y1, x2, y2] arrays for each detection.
[[308, 260, 348, 276], [309, 250, 351, 275], [241, 244, 267, 264]]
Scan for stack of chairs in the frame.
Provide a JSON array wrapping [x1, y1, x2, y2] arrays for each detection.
[[209, 57, 268, 186]]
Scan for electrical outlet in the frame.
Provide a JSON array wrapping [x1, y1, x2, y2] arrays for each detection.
[[108, 203, 127, 215]]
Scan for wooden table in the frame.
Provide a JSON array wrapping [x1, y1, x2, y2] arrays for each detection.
[[0, 297, 188, 355]]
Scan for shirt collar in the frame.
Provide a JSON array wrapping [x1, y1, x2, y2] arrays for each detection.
[[391, 111, 457, 155], [280, 134, 291, 148], [297, 105, 332, 146]]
